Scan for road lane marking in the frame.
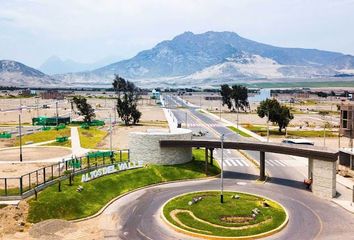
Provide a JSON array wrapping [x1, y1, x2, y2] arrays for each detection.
[[235, 159, 244, 166], [266, 160, 274, 166], [240, 159, 250, 167], [273, 159, 286, 166], [225, 160, 233, 167], [230, 159, 238, 166]]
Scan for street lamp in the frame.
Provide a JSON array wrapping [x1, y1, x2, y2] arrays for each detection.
[[109, 113, 113, 156], [19, 114, 23, 162], [267, 110, 270, 142], [220, 133, 225, 203], [55, 101, 59, 126]]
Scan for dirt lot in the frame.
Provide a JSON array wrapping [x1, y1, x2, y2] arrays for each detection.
[[1, 211, 108, 240], [0, 147, 71, 162]]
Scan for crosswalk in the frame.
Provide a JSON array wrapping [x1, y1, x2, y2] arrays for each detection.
[[222, 158, 290, 167], [223, 158, 250, 167]]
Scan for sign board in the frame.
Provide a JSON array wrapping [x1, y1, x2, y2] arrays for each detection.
[[81, 160, 144, 182]]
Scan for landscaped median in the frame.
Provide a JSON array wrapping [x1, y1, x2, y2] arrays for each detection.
[[27, 149, 219, 223], [162, 191, 288, 239]]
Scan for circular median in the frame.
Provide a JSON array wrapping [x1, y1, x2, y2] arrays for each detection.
[[162, 191, 288, 239]]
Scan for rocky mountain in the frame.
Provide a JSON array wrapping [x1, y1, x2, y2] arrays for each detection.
[[0, 60, 58, 86], [56, 31, 354, 86], [40, 55, 121, 75]]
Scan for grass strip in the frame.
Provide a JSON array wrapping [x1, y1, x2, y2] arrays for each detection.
[[27, 149, 219, 223], [227, 126, 252, 137]]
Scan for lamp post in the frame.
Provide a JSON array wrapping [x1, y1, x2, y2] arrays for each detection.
[[55, 101, 59, 126], [220, 133, 225, 203], [19, 114, 23, 162], [109, 113, 113, 156], [267, 109, 270, 142]]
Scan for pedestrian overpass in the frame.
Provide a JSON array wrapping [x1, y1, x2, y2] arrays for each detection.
[[160, 139, 338, 199]]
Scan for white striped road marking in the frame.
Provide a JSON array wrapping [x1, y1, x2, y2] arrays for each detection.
[[240, 159, 250, 167], [230, 159, 238, 166], [266, 160, 274, 166], [224, 160, 233, 167], [226, 149, 232, 155], [273, 159, 286, 166], [235, 159, 244, 166]]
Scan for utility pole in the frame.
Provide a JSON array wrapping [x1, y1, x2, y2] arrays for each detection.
[[109, 113, 113, 155], [19, 114, 23, 162], [219, 100, 222, 120], [220, 134, 224, 203], [185, 112, 188, 128], [267, 109, 270, 142], [36, 98, 39, 118], [56, 101, 59, 126]]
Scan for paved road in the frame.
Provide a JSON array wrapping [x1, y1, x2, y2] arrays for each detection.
[[110, 94, 354, 240]]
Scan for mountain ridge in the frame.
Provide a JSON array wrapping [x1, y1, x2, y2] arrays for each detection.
[[56, 31, 353, 86]]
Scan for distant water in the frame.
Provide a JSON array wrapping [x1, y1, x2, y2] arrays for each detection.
[[248, 89, 271, 102]]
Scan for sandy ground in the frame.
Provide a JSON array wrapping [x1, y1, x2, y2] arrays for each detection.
[[99, 124, 168, 149], [0, 147, 71, 162], [98, 103, 167, 149], [1, 213, 108, 240], [220, 112, 339, 128]]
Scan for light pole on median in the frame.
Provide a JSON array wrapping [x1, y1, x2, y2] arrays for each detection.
[[220, 133, 225, 203]]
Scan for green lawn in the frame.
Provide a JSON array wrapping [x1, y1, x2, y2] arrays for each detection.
[[78, 127, 108, 149], [27, 149, 219, 223], [227, 126, 252, 137], [243, 124, 337, 138], [44, 140, 72, 148], [163, 191, 286, 237], [15, 128, 71, 146]]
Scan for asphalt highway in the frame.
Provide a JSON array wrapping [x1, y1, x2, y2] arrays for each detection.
[[107, 94, 354, 240]]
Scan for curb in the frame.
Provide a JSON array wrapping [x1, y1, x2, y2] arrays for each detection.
[[160, 190, 289, 240], [70, 174, 220, 223]]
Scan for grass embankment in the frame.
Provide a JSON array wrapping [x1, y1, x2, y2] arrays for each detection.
[[227, 126, 252, 137], [78, 127, 108, 149], [27, 149, 219, 223], [163, 191, 287, 237], [243, 124, 337, 138], [15, 128, 71, 146]]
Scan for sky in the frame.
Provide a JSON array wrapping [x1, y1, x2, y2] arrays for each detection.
[[1, 0, 354, 68]]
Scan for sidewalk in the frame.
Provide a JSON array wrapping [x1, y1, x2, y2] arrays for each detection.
[[70, 127, 90, 156]]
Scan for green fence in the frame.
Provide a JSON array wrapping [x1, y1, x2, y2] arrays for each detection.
[[56, 136, 68, 143]]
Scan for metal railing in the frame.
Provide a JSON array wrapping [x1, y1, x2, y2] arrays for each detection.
[[0, 149, 129, 200]]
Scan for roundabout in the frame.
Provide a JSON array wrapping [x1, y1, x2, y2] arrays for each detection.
[[161, 191, 288, 239]]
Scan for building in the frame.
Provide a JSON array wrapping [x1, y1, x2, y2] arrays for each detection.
[[340, 102, 354, 137], [40, 90, 65, 100], [339, 102, 354, 175]]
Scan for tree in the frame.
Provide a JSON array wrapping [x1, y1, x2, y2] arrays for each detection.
[[112, 75, 141, 126], [72, 96, 95, 123], [220, 84, 249, 112], [220, 84, 233, 110], [257, 98, 293, 132]]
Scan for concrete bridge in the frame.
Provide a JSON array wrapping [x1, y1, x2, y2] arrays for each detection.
[[160, 139, 338, 199]]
